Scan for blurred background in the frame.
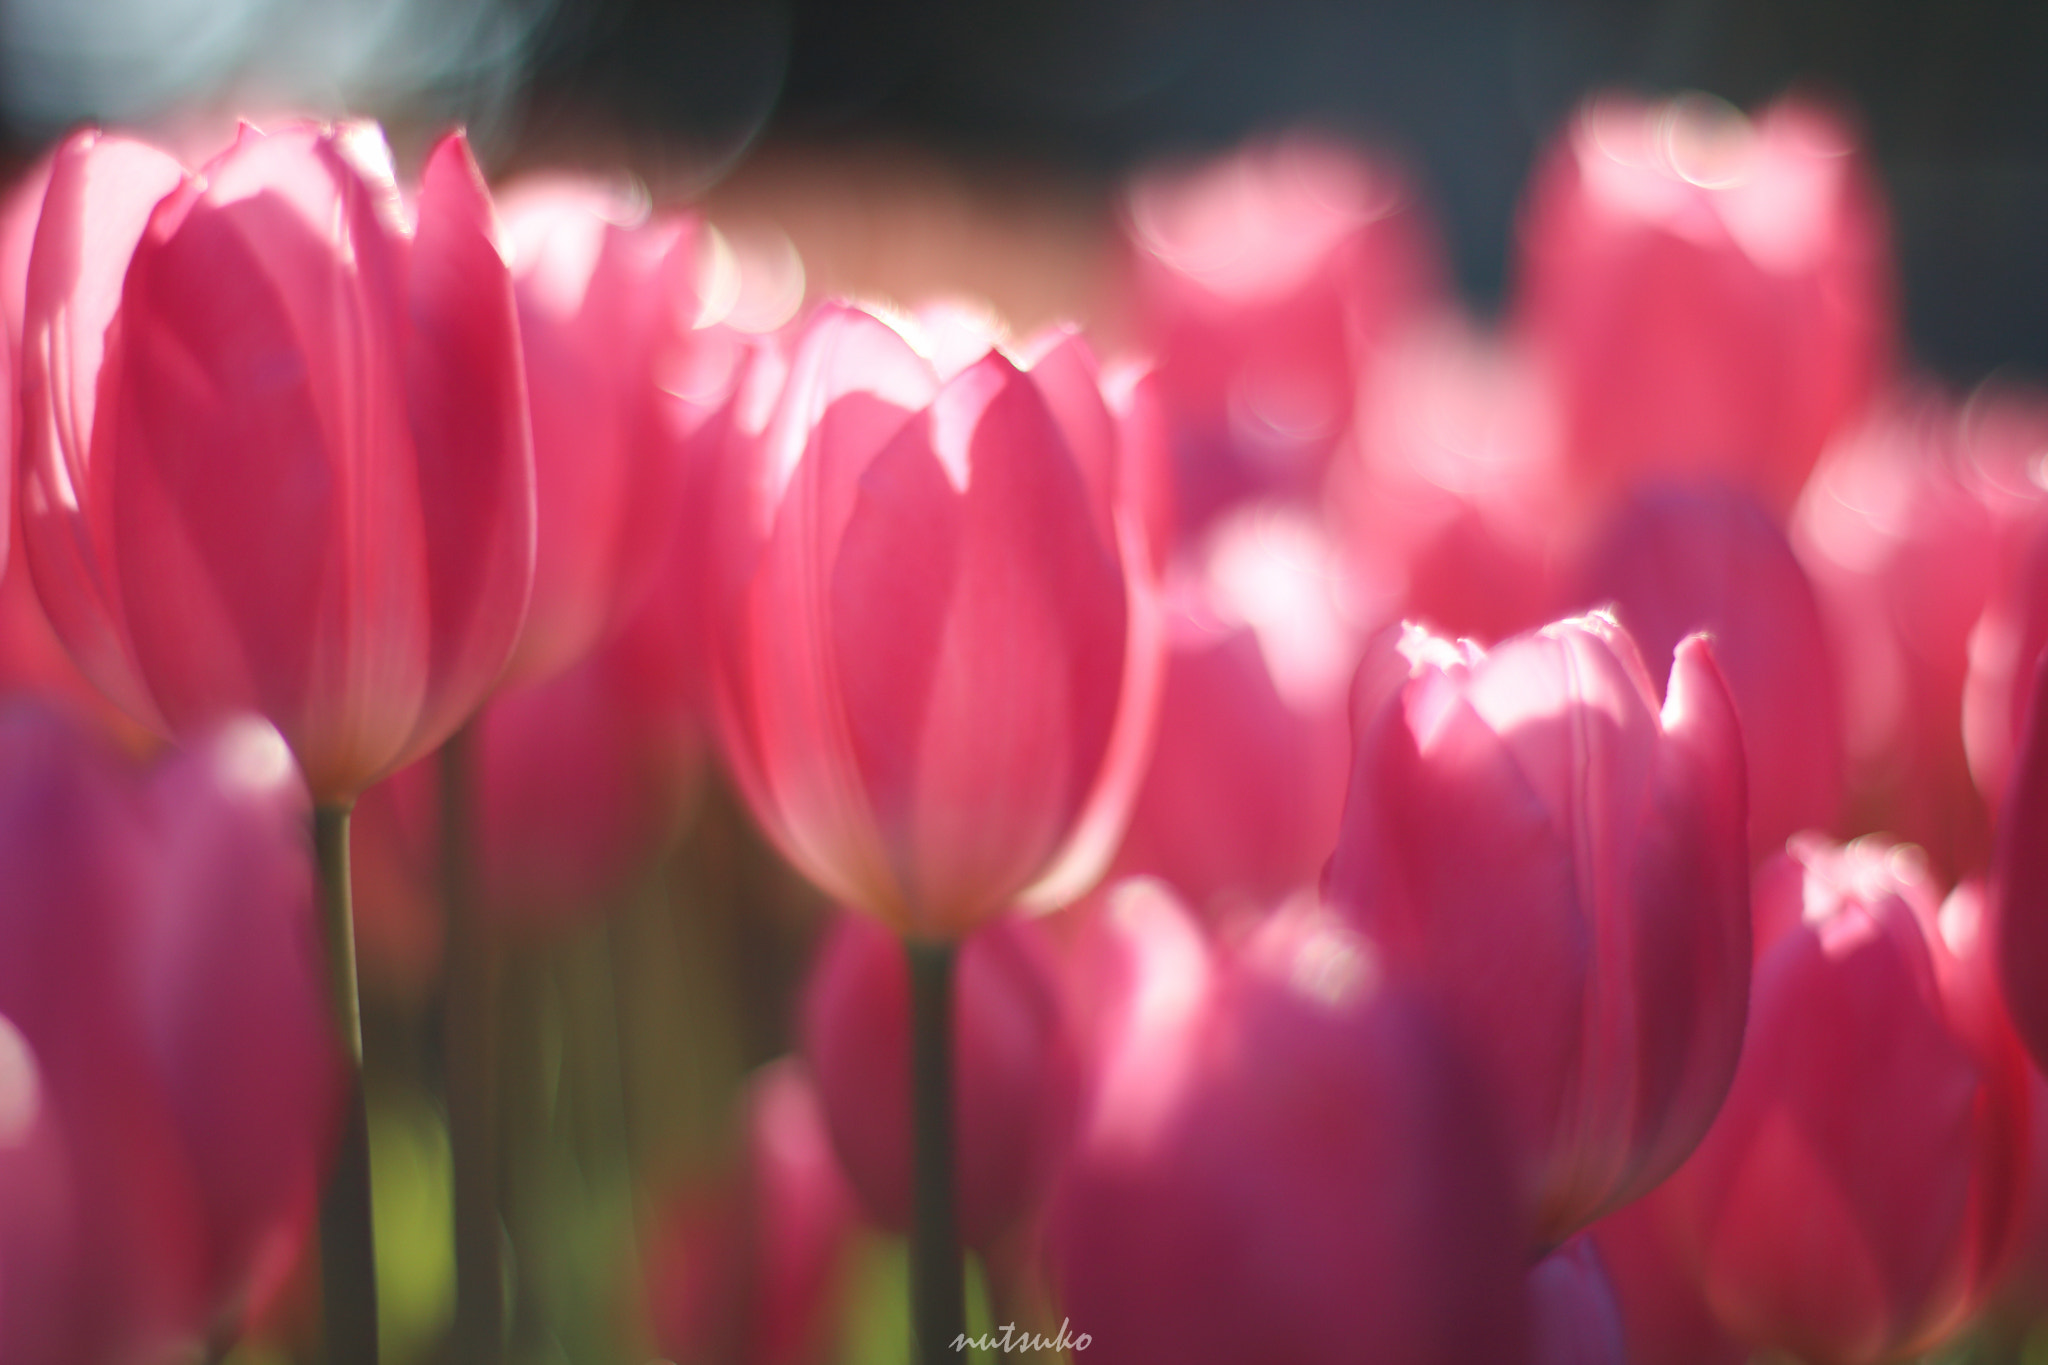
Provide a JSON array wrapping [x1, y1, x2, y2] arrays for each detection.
[[2, 0, 2047, 376]]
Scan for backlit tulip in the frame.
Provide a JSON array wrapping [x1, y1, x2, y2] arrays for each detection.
[[1648, 836, 2029, 1364], [1121, 132, 1442, 530], [1326, 613, 1750, 1245], [498, 177, 715, 683], [1111, 503, 1361, 917], [799, 907, 1078, 1248], [1048, 885, 1532, 1365], [1571, 481, 1843, 860], [705, 302, 1162, 937], [0, 703, 338, 1362], [1515, 93, 1893, 514], [19, 120, 533, 803]]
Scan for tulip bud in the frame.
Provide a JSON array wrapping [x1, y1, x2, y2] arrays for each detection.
[[1112, 504, 1360, 916], [19, 120, 534, 803], [1654, 836, 2029, 1363], [1121, 132, 1442, 530], [1049, 886, 1532, 1365], [646, 1061, 857, 1365], [1326, 614, 1751, 1245], [1572, 481, 1844, 859], [799, 907, 1078, 1248], [498, 177, 721, 684], [1515, 92, 1893, 514], [1529, 1238, 1627, 1365], [704, 303, 1163, 937]]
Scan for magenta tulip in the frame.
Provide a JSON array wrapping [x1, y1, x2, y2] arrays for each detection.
[[1529, 1238, 1627, 1365], [18, 120, 533, 803], [1111, 503, 1360, 916], [799, 907, 1078, 1248], [1121, 132, 1442, 529], [1995, 636, 2048, 1076], [705, 302, 1162, 937], [1048, 884, 1532, 1365], [646, 1060, 857, 1365], [1649, 836, 2030, 1363], [1326, 613, 1751, 1245], [1515, 93, 1893, 515], [498, 177, 715, 683], [1571, 481, 1844, 859]]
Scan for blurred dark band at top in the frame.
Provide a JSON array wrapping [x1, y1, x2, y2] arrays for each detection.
[[3, 0, 2045, 379]]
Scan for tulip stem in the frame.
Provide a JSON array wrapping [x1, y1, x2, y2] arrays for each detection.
[[442, 725, 507, 1364], [314, 802, 379, 1365], [907, 937, 964, 1365]]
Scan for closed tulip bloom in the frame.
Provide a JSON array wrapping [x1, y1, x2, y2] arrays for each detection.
[[1112, 504, 1361, 917], [706, 302, 1162, 937], [1651, 836, 2030, 1364], [799, 907, 1078, 1248], [1048, 886, 1532, 1365], [19, 120, 533, 803], [1326, 614, 1750, 1245], [1121, 132, 1442, 530], [498, 177, 714, 683], [1529, 1238, 1627, 1365], [1572, 481, 1844, 860], [1515, 93, 1893, 514]]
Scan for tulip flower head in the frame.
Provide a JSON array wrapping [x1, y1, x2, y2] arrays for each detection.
[[18, 119, 534, 803], [705, 301, 1163, 938], [1326, 612, 1751, 1245]]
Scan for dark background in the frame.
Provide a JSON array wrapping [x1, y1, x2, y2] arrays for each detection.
[[515, 0, 2048, 381]]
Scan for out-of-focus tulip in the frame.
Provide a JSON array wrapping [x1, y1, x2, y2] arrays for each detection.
[[0, 703, 339, 1362], [1048, 885, 1532, 1365], [1651, 836, 2029, 1364], [1111, 503, 1361, 918], [1121, 132, 1442, 530], [799, 907, 1078, 1249], [19, 120, 534, 803], [1326, 614, 1751, 1245], [646, 1060, 857, 1365], [1339, 314, 1570, 646], [705, 302, 1162, 938], [1995, 644, 2048, 1077], [1572, 481, 1843, 860], [1515, 93, 1893, 515], [497, 177, 718, 683], [1963, 384, 2048, 807], [1794, 390, 2047, 875], [1589, 1198, 1748, 1365], [353, 632, 703, 932], [1529, 1238, 1627, 1365]]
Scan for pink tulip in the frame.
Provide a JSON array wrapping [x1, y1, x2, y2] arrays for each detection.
[[1325, 614, 1750, 1245], [1121, 132, 1442, 530], [1588, 1199, 1748, 1365], [1529, 1238, 1627, 1365], [0, 703, 340, 1361], [1962, 383, 2048, 808], [497, 177, 718, 683], [1047, 885, 1532, 1365], [705, 302, 1163, 937], [646, 1060, 857, 1365], [799, 907, 1078, 1248], [1338, 313, 1570, 646], [1571, 481, 1844, 860], [1515, 93, 1893, 515], [1794, 390, 2046, 876], [1650, 836, 2029, 1364], [19, 120, 534, 803], [1995, 640, 2048, 1077], [1111, 503, 1361, 917]]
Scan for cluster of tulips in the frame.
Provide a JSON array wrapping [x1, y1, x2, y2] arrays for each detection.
[[4, 81, 2048, 1365]]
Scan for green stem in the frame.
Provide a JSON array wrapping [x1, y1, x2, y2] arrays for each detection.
[[442, 725, 506, 1364], [315, 803, 379, 1365], [907, 938, 964, 1364]]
